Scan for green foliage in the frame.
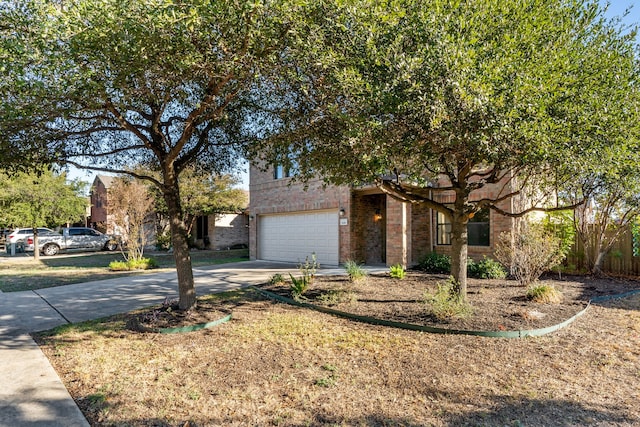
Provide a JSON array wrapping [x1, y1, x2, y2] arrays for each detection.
[[288, 273, 309, 300], [542, 211, 576, 258], [289, 254, 319, 300], [268, 273, 286, 286], [423, 277, 473, 321], [418, 252, 451, 274], [0, 169, 87, 229], [155, 231, 172, 251], [109, 257, 158, 271], [344, 260, 368, 283], [633, 219, 640, 257], [389, 264, 406, 280], [526, 284, 562, 304], [467, 257, 507, 280]]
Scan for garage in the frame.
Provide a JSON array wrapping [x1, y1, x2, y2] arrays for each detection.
[[257, 210, 339, 265]]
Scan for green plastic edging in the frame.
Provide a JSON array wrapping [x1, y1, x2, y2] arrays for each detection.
[[251, 286, 590, 339], [158, 313, 232, 334], [590, 289, 640, 303]]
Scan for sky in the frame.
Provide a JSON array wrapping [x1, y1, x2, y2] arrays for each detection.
[[66, 0, 639, 190]]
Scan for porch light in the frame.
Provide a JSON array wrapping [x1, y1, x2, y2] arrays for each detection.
[[339, 208, 346, 217], [374, 209, 382, 222]]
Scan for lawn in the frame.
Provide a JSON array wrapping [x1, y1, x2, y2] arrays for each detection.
[[0, 249, 249, 292], [35, 274, 640, 427]]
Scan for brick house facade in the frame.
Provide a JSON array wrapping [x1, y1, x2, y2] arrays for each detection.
[[90, 175, 116, 234], [249, 165, 518, 267]]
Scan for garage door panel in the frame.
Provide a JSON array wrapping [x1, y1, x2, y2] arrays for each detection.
[[258, 210, 339, 265]]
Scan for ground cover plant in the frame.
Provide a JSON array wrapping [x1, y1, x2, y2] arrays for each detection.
[[0, 249, 248, 292], [35, 273, 640, 426]]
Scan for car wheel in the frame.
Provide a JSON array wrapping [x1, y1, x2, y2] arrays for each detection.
[[42, 243, 60, 256], [105, 241, 118, 251]]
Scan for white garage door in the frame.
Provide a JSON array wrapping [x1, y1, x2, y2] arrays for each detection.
[[258, 210, 339, 265]]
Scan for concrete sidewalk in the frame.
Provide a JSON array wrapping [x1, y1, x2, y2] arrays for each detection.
[[1, 260, 370, 427]]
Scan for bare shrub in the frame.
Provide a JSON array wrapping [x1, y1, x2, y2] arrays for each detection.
[[108, 177, 155, 262], [494, 220, 567, 287]]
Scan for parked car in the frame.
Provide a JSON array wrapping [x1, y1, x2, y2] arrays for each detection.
[[25, 227, 118, 256], [7, 227, 55, 244]]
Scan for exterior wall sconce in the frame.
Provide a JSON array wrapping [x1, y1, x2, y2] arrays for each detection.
[[339, 208, 345, 217], [374, 209, 383, 222], [249, 215, 254, 221]]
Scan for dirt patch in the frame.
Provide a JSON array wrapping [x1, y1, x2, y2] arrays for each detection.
[[36, 274, 640, 426]]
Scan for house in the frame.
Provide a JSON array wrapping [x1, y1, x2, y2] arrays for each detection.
[[192, 211, 249, 250], [249, 164, 517, 267], [89, 175, 116, 233]]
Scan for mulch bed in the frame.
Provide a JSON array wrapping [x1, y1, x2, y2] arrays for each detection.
[[257, 272, 640, 333]]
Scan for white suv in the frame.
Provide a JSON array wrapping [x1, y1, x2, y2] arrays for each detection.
[[6, 228, 55, 244]]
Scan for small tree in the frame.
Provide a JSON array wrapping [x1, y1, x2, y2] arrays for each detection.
[[108, 177, 155, 262], [570, 169, 640, 276], [495, 219, 567, 287]]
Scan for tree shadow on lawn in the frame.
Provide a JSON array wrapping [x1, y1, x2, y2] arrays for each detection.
[[312, 395, 635, 427], [96, 395, 636, 427]]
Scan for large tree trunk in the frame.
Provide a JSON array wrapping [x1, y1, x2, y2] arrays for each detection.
[[449, 202, 469, 302], [163, 173, 196, 310]]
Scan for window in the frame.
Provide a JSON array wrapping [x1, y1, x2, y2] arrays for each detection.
[[273, 159, 298, 180], [467, 209, 490, 246], [436, 208, 490, 247], [436, 211, 452, 245], [273, 165, 289, 179]]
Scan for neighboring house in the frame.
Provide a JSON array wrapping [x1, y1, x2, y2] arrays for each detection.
[[249, 164, 517, 267], [89, 175, 116, 234], [192, 211, 249, 250]]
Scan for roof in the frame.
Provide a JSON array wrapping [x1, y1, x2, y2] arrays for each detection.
[[92, 175, 116, 189]]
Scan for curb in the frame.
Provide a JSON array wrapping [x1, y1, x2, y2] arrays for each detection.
[[251, 286, 593, 338]]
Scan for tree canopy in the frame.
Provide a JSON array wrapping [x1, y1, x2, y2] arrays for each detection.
[[1, 0, 309, 309], [0, 169, 88, 260], [256, 0, 640, 298]]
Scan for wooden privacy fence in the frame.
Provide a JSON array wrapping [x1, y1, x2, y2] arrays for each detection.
[[565, 225, 640, 277]]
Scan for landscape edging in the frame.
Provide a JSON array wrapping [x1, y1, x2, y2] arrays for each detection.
[[158, 313, 232, 334], [251, 286, 591, 338]]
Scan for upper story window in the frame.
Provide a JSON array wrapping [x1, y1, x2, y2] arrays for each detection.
[[273, 159, 298, 180], [273, 164, 292, 179], [436, 208, 490, 247]]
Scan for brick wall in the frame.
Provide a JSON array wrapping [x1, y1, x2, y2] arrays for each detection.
[[208, 213, 249, 250]]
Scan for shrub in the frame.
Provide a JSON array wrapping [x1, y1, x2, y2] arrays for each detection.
[[289, 273, 310, 300], [155, 231, 172, 251], [299, 253, 319, 285], [389, 264, 406, 279], [344, 260, 368, 283], [418, 252, 451, 274], [109, 257, 157, 271], [268, 273, 286, 286], [467, 256, 507, 279], [317, 289, 357, 305], [423, 277, 474, 320], [526, 284, 563, 304], [494, 220, 567, 287]]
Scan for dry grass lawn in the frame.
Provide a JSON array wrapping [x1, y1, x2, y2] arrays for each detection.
[[35, 274, 640, 427]]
